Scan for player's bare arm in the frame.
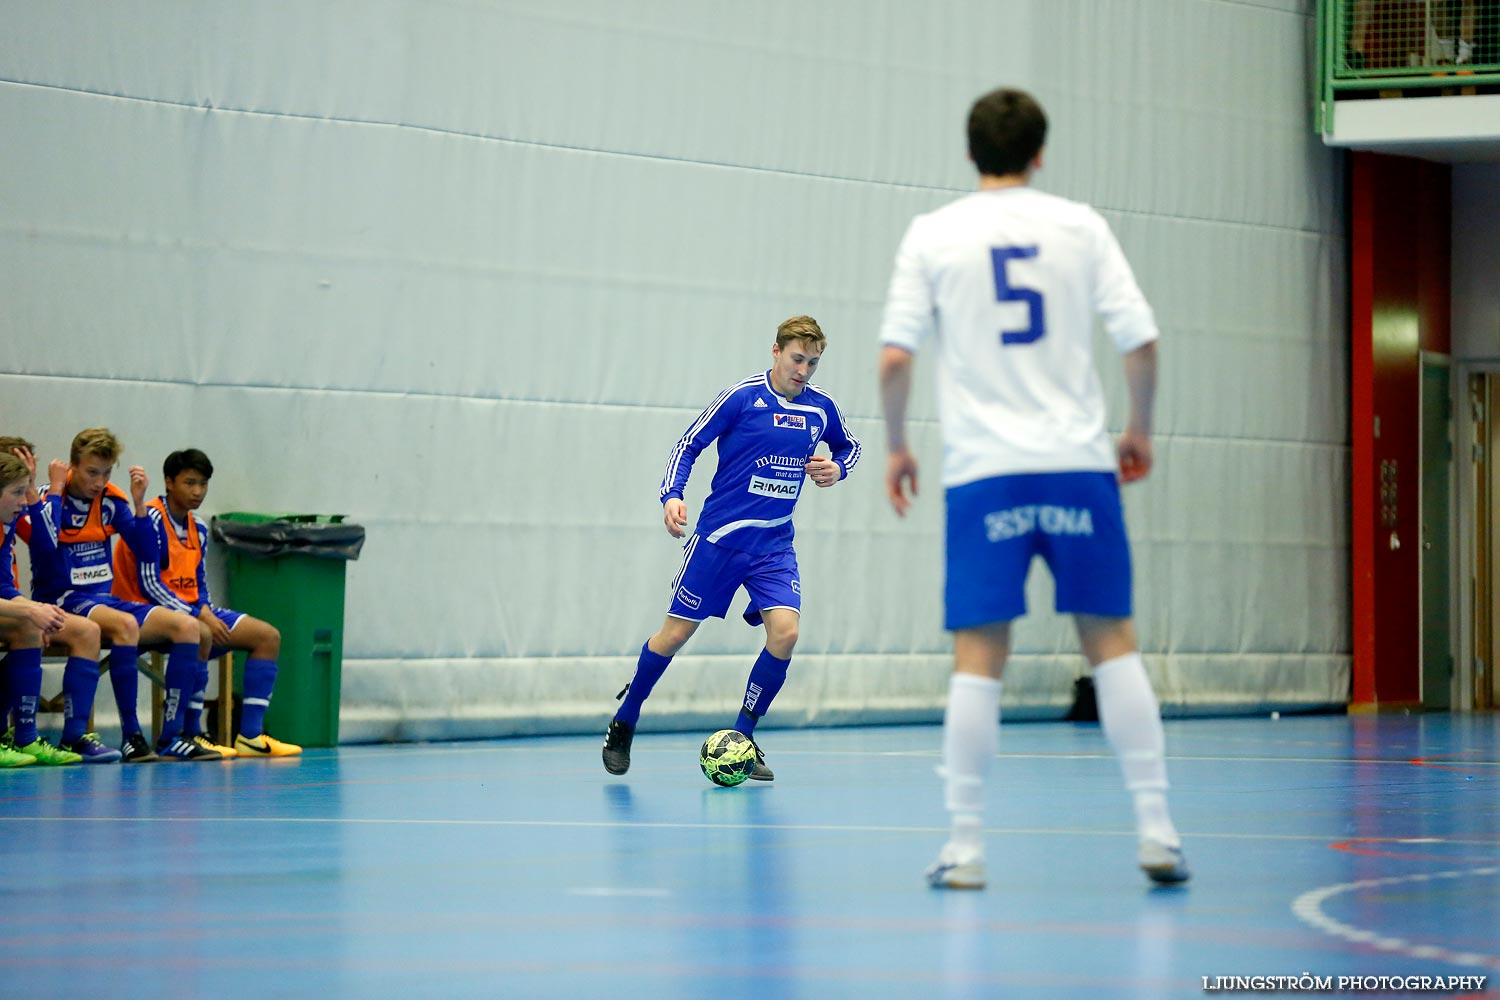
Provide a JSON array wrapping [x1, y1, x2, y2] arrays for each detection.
[[1118, 341, 1157, 484], [878, 345, 919, 516], [0, 597, 66, 635]]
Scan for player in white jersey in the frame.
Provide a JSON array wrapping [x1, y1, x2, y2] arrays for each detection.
[[603, 316, 860, 781], [878, 88, 1187, 888]]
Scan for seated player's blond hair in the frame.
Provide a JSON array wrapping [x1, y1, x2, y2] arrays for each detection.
[[0, 452, 28, 489], [776, 315, 826, 353], [69, 428, 122, 465], [0, 435, 36, 455]]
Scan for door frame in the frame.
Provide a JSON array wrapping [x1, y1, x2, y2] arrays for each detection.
[[1420, 352, 1453, 708], [1452, 358, 1499, 710]]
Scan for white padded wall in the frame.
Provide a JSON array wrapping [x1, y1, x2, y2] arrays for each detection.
[[0, 0, 1347, 741]]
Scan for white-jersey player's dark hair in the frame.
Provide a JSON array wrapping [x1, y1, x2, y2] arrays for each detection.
[[967, 87, 1047, 178]]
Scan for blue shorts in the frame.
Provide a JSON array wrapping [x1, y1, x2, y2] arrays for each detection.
[[944, 471, 1133, 630], [667, 534, 801, 626], [62, 591, 157, 625], [204, 606, 250, 658]]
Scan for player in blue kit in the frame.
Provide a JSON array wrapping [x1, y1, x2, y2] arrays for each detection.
[[29, 429, 220, 761], [879, 88, 1188, 887], [603, 316, 860, 781], [0, 449, 76, 767]]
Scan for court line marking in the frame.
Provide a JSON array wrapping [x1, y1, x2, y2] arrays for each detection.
[[1331, 836, 1500, 864], [1291, 867, 1500, 972], [0, 815, 1388, 840], [331, 743, 1499, 767], [7, 748, 1468, 807], [1409, 752, 1500, 775]]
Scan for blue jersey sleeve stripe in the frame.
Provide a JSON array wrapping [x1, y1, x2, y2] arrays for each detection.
[[808, 385, 861, 475], [194, 518, 212, 608], [34, 498, 59, 547], [660, 375, 760, 500]]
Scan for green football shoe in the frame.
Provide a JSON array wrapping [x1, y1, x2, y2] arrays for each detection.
[[14, 738, 83, 766], [0, 745, 37, 767]]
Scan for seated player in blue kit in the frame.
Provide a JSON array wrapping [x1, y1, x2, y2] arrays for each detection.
[[0, 448, 80, 766], [29, 429, 220, 761], [602, 316, 860, 781], [1, 437, 111, 766], [114, 449, 301, 757]]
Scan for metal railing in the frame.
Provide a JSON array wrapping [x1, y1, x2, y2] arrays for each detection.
[[1317, 0, 1500, 131]]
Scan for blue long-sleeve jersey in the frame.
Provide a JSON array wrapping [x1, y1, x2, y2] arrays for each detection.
[[661, 370, 860, 553], [1, 515, 22, 601], [28, 485, 159, 605]]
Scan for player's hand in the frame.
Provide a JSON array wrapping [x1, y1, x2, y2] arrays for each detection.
[[198, 606, 233, 647], [128, 465, 149, 507], [805, 456, 840, 488], [886, 449, 919, 517], [11, 446, 40, 503], [11, 446, 37, 481], [1117, 431, 1153, 484], [24, 600, 67, 636], [47, 459, 68, 496], [663, 498, 689, 538]]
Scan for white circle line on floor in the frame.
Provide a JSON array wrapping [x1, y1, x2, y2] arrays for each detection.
[[1291, 866, 1500, 972]]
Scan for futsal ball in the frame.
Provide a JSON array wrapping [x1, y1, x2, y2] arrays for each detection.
[[699, 729, 756, 787]]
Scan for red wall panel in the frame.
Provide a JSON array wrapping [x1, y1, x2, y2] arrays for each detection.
[[1350, 152, 1450, 709]]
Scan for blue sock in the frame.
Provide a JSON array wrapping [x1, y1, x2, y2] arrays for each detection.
[[183, 661, 209, 738], [60, 656, 100, 744], [107, 645, 141, 736], [0, 653, 11, 734], [7, 648, 42, 747], [614, 641, 671, 727], [240, 658, 278, 738], [154, 643, 198, 745], [735, 648, 790, 736]]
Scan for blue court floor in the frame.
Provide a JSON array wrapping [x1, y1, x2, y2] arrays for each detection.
[[1, 713, 1498, 999]]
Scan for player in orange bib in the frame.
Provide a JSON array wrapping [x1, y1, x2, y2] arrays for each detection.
[[30, 429, 220, 761], [114, 449, 300, 757], [0, 438, 103, 766]]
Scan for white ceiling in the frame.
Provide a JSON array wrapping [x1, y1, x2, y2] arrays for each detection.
[[1323, 92, 1500, 164]]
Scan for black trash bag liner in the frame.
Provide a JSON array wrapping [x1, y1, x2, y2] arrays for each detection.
[[211, 515, 365, 561]]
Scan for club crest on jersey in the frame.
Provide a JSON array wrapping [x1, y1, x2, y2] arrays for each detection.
[[810, 426, 821, 442], [772, 413, 806, 430]]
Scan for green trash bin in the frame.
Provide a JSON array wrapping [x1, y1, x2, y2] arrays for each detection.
[[211, 513, 365, 748]]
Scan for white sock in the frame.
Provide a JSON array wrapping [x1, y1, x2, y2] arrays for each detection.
[[1093, 652, 1180, 848], [941, 673, 1002, 849]]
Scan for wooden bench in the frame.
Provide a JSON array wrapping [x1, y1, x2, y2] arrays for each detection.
[[37, 644, 234, 748], [139, 648, 235, 749]]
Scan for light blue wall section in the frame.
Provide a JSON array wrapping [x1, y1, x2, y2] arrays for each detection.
[[0, 0, 1347, 740]]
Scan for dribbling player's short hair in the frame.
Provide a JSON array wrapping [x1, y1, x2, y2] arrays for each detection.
[[0, 452, 28, 490], [968, 87, 1048, 178], [164, 449, 214, 480], [70, 428, 122, 466], [776, 315, 827, 353]]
